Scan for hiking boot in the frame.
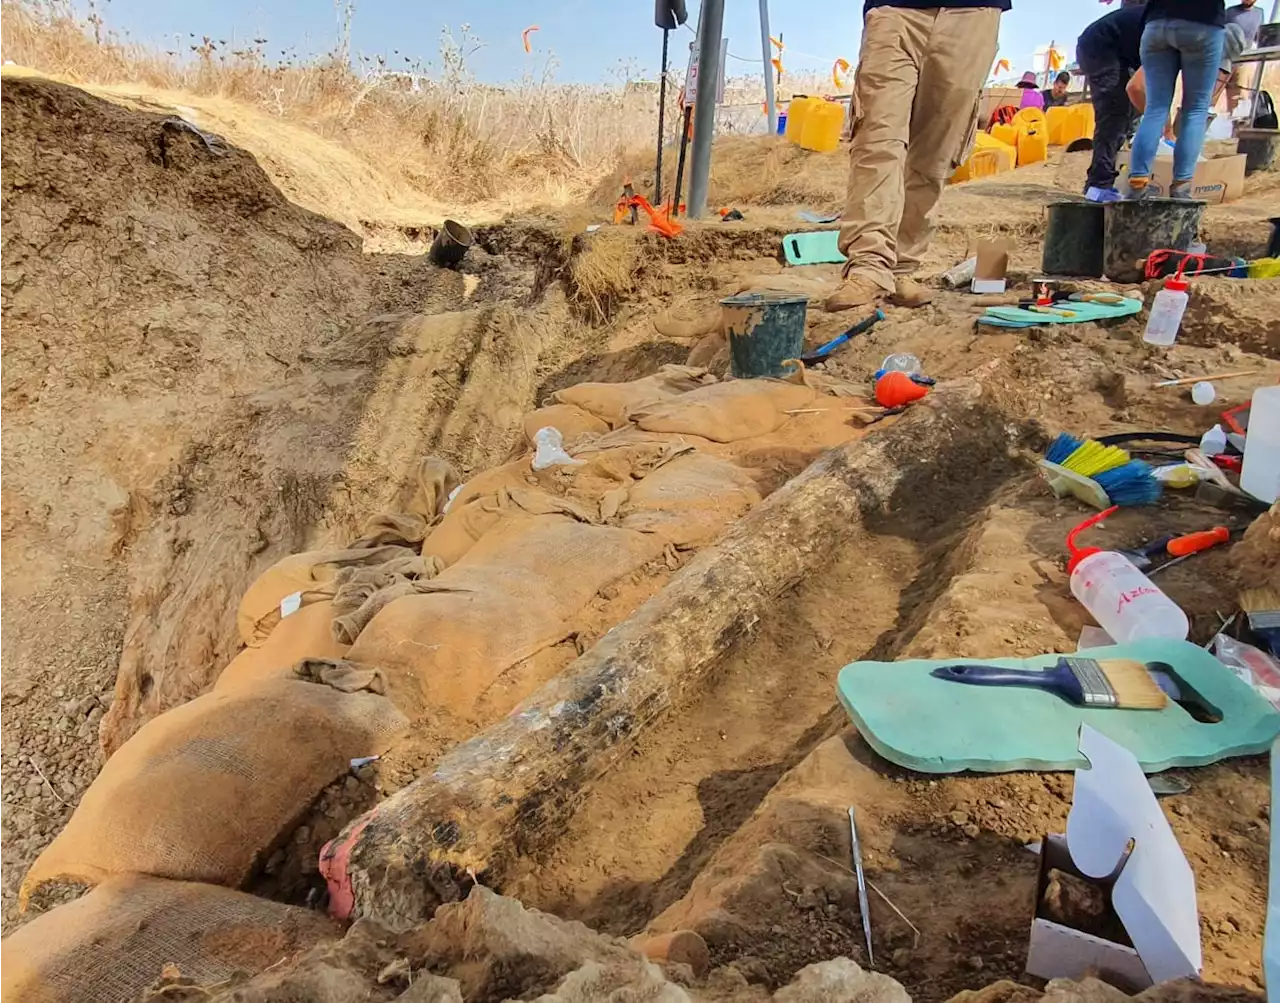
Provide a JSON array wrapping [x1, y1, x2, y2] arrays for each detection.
[[824, 275, 886, 313], [890, 275, 934, 308]]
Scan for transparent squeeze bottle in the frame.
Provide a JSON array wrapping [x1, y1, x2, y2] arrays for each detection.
[[1066, 507, 1189, 642]]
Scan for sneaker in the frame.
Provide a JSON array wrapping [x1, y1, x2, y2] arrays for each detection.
[[1124, 176, 1152, 200], [890, 275, 934, 308], [824, 275, 887, 313], [1169, 181, 1194, 200], [1085, 185, 1122, 203]]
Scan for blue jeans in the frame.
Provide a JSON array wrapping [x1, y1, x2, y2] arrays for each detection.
[[1129, 18, 1224, 185]]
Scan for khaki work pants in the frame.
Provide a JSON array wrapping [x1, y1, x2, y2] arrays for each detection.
[[838, 6, 1001, 291]]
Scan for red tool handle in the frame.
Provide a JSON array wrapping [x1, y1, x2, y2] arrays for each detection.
[[1166, 527, 1229, 557]]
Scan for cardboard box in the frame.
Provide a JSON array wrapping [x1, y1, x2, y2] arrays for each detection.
[[1024, 726, 1201, 989], [1119, 151, 1247, 204], [971, 239, 1011, 294], [1028, 834, 1152, 989], [979, 86, 1023, 123]]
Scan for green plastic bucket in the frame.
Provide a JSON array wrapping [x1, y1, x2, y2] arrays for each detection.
[[720, 292, 809, 379]]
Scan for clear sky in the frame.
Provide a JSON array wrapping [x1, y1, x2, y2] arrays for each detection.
[[93, 1, 1115, 85]]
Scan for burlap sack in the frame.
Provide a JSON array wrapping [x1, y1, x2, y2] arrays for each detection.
[[629, 380, 816, 443], [2, 875, 335, 1003], [424, 481, 597, 570], [552, 366, 710, 429], [350, 514, 662, 720], [215, 600, 348, 691], [21, 675, 407, 902], [236, 545, 416, 647], [620, 453, 762, 547], [522, 404, 610, 448]]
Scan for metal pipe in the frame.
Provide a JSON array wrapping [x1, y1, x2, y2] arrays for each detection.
[[655, 28, 670, 205], [687, 0, 725, 219], [758, 0, 777, 135]]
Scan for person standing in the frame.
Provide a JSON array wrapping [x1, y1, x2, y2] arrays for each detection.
[[1226, 0, 1263, 44], [1224, 0, 1262, 109], [1042, 71, 1073, 107], [1076, 3, 1147, 197], [1126, 0, 1227, 199], [826, 1, 1008, 313]]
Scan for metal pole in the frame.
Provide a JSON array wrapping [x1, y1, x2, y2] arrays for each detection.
[[655, 28, 670, 205], [758, 0, 777, 135], [671, 105, 693, 217], [687, 0, 725, 219]]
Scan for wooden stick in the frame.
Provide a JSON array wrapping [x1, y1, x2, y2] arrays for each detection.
[[1154, 369, 1262, 388], [785, 406, 886, 415]]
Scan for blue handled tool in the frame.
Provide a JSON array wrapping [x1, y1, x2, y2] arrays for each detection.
[[800, 309, 885, 365], [931, 656, 1170, 710]]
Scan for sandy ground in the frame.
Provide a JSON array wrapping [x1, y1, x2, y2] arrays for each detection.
[[2, 70, 1278, 1002]]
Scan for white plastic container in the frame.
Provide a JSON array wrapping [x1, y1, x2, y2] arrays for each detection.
[[1190, 381, 1215, 405], [1142, 277, 1189, 347], [1241, 385, 1280, 503], [1067, 507, 1189, 643], [879, 352, 921, 375], [1070, 551, 1190, 642]]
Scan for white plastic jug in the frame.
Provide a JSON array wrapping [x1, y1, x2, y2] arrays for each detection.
[[1067, 508, 1189, 643], [1143, 276, 1189, 347], [1241, 385, 1280, 504]]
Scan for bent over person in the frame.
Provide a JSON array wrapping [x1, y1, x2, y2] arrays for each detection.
[[826, 0, 1008, 313]]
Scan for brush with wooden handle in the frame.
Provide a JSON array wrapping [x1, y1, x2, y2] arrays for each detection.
[[931, 656, 1169, 710]]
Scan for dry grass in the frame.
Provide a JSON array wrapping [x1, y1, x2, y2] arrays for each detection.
[[566, 227, 640, 322], [593, 134, 849, 215], [1, 0, 845, 218]]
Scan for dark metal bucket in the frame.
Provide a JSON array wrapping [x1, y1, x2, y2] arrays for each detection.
[[1042, 200, 1105, 277], [1103, 198, 1205, 283], [720, 292, 809, 379], [428, 219, 474, 267]]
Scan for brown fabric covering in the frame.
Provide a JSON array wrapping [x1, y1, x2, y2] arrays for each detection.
[[1, 875, 336, 1003], [20, 676, 407, 903], [328, 554, 447, 645], [350, 457, 459, 548], [350, 510, 432, 549], [236, 457, 459, 645], [294, 657, 388, 695], [620, 452, 763, 547], [215, 599, 350, 691], [552, 366, 711, 428], [236, 545, 417, 648], [423, 483, 601, 570], [349, 514, 662, 721], [522, 404, 610, 447], [333, 578, 437, 646], [629, 380, 817, 443]]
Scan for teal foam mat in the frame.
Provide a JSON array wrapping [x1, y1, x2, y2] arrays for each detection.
[[836, 639, 1280, 773]]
